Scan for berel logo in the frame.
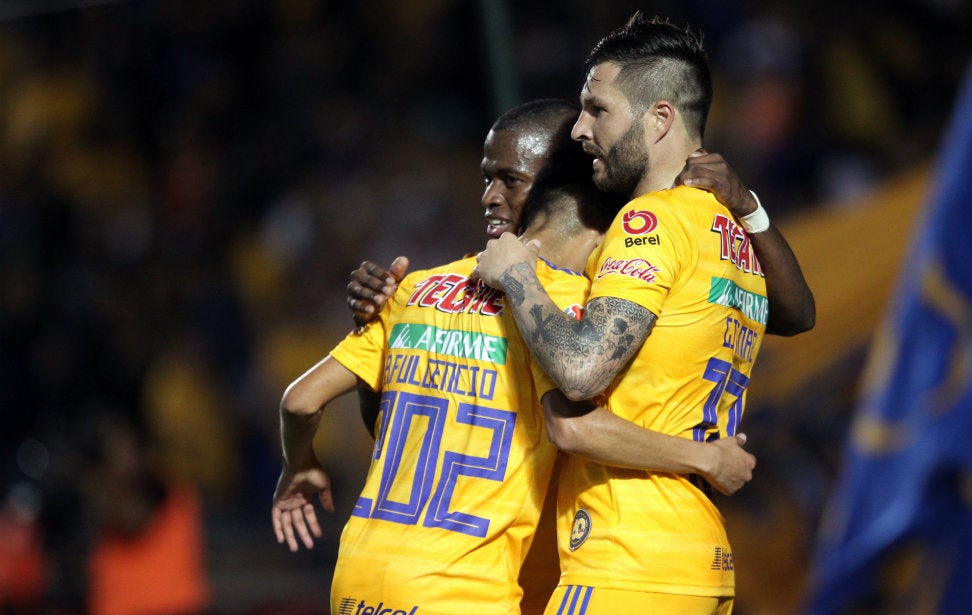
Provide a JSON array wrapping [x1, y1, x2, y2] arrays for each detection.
[[621, 209, 658, 235]]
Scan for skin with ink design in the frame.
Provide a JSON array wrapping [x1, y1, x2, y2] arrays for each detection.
[[497, 254, 655, 400]]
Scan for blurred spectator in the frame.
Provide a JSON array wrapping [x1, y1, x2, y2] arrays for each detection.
[[78, 410, 211, 615], [0, 483, 46, 614], [36, 406, 211, 615]]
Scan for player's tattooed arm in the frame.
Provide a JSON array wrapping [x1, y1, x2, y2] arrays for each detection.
[[500, 264, 656, 400], [499, 264, 529, 306]]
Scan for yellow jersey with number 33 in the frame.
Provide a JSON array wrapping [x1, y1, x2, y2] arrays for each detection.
[[329, 255, 587, 615], [556, 186, 768, 598]]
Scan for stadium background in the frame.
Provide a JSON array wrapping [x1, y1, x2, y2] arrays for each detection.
[[0, 1, 969, 614]]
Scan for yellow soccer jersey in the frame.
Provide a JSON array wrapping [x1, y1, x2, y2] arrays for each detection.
[[329, 255, 588, 615], [556, 186, 769, 597]]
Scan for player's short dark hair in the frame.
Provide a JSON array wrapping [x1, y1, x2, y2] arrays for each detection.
[[490, 98, 579, 133], [521, 173, 625, 235], [584, 12, 712, 139]]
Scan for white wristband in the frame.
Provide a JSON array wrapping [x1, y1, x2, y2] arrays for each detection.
[[740, 190, 770, 234]]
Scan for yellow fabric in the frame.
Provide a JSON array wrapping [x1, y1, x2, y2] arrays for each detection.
[[329, 256, 588, 615], [519, 459, 563, 615], [556, 186, 768, 597]]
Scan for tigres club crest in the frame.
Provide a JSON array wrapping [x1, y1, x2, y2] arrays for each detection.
[[569, 509, 592, 552]]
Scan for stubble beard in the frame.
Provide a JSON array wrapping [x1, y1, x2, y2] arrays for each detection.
[[593, 120, 648, 198]]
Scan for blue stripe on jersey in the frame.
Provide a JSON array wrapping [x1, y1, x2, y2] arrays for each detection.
[[539, 257, 583, 276], [556, 585, 593, 615]]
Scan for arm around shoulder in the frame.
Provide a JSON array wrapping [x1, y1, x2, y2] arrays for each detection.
[[676, 154, 815, 336], [541, 390, 755, 495], [749, 223, 816, 336]]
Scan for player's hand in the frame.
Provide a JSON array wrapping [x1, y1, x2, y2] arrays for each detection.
[[700, 433, 756, 496], [472, 232, 539, 288], [676, 149, 758, 218], [271, 463, 335, 552], [347, 257, 409, 328]]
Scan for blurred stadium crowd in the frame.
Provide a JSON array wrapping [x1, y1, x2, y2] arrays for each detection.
[[0, 1, 969, 614]]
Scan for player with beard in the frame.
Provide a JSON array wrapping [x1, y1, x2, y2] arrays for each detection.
[[474, 14, 810, 615]]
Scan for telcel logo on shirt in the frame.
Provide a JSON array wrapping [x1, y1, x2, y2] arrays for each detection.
[[336, 597, 419, 615]]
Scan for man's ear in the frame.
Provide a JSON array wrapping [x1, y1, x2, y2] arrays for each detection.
[[648, 100, 675, 143]]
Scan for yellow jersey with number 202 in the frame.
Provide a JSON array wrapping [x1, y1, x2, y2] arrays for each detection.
[[330, 255, 588, 615]]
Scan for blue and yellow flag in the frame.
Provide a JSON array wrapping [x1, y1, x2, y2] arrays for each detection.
[[805, 62, 972, 615]]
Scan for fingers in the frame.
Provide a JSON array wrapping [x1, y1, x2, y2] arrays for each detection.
[[361, 259, 392, 282], [685, 150, 722, 164], [348, 295, 379, 329], [294, 504, 316, 549], [273, 496, 324, 552], [677, 157, 722, 190], [272, 507, 285, 545], [349, 258, 401, 327], [473, 232, 537, 285], [353, 263, 394, 294], [347, 286, 385, 311], [706, 433, 757, 496], [319, 488, 335, 513], [388, 256, 409, 283], [350, 260, 400, 302], [294, 503, 321, 549], [275, 508, 300, 552]]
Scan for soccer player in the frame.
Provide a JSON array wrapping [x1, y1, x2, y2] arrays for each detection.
[[271, 99, 757, 615], [474, 14, 805, 615]]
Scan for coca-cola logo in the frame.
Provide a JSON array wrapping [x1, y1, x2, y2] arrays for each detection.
[[595, 257, 661, 283]]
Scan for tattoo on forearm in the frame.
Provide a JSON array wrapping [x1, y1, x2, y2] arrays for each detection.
[[516, 295, 657, 399], [498, 264, 658, 398], [500, 264, 532, 307]]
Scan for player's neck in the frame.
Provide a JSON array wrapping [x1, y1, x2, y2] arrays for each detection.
[[527, 226, 602, 274], [633, 136, 700, 197]]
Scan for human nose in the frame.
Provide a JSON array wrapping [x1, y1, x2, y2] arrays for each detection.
[[482, 180, 504, 208], [571, 112, 592, 142]]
